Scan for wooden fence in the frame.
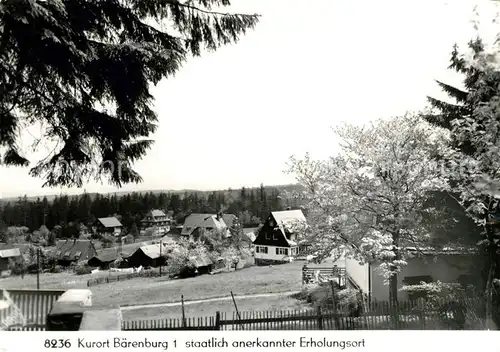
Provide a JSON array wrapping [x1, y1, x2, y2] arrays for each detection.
[[87, 270, 161, 287], [0, 289, 65, 331], [123, 297, 486, 331]]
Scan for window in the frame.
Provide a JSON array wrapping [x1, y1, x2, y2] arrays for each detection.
[[63, 251, 71, 258], [256, 246, 268, 254], [276, 248, 288, 256], [56, 251, 62, 256], [403, 275, 433, 301], [74, 251, 82, 259]]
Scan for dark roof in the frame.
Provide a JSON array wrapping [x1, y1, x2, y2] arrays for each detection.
[[55, 240, 95, 261], [90, 249, 119, 263], [98, 217, 123, 228], [132, 244, 163, 259], [167, 226, 183, 235]]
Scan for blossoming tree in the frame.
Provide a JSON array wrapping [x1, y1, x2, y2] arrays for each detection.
[[286, 114, 452, 303]]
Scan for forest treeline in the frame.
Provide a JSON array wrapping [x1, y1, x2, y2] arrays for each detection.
[[0, 184, 303, 232]]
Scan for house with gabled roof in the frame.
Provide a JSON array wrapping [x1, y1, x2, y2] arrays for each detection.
[[181, 213, 230, 240], [126, 243, 166, 268], [88, 248, 121, 269], [96, 217, 123, 237], [54, 239, 97, 266], [252, 209, 307, 265], [140, 209, 172, 235]]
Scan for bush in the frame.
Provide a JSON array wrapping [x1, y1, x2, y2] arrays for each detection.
[[101, 235, 115, 248], [74, 264, 92, 275], [50, 265, 64, 273], [293, 284, 363, 315], [8, 259, 26, 275]]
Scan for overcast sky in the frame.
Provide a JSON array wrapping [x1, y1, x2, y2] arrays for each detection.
[[0, 0, 498, 198]]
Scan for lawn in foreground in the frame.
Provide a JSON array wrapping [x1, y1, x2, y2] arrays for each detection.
[[91, 262, 304, 307], [121, 293, 311, 322], [0, 262, 304, 307]]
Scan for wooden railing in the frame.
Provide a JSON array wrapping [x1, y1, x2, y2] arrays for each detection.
[[0, 289, 65, 329], [301, 265, 346, 287]]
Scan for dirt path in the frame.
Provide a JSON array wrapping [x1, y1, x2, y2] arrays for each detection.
[[121, 290, 301, 311]]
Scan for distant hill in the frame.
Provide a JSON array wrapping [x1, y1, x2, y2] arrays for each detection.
[[0, 184, 304, 204]]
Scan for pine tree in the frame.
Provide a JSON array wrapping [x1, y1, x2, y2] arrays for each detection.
[[0, 0, 259, 187], [425, 38, 500, 154]]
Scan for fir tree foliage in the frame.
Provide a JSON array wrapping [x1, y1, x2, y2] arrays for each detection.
[[0, 0, 259, 187], [425, 38, 500, 155]]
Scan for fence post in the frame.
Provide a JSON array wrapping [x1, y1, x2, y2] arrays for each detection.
[[418, 298, 426, 330], [316, 306, 323, 330], [215, 311, 221, 330]]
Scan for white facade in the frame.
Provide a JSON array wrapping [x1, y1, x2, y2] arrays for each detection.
[[254, 245, 299, 261], [113, 227, 122, 237]]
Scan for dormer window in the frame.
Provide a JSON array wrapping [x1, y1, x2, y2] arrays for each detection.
[[63, 251, 71, 258], [74, 251, 82, 259]]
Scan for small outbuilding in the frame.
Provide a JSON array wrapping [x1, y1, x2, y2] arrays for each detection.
[[126, 244, 166, 268], [189, 253, 214, 275], [88, 249, 120, 269]]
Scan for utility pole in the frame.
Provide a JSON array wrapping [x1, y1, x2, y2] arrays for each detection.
[[36, 247, 40, 290], [159, 239, 162, 277]]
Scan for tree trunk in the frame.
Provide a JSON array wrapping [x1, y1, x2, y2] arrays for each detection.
[[389, 271, 399, 303], [484, 262, 495, 330], [389, 230, 400, 328]]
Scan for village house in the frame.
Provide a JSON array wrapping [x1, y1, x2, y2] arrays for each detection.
[[241, 227, 258, 249], [88, 248, 120, 269], [54, 239, 97, 266], [126, 243, 166, 268], [340, 247, 483, 301], [95, 217, 123, 237], [189, 252, 214, 275], [0, 243, 22, 277], [181, 213, 230, 240], [161, 226, 183, 243], [140, 209, 172, 235], [252, 209, 306, 265]]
